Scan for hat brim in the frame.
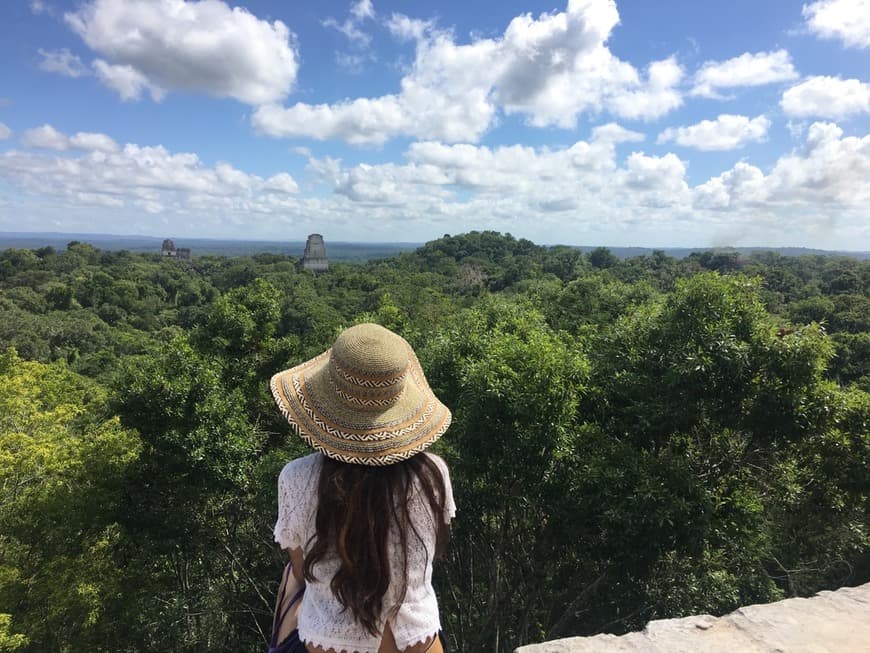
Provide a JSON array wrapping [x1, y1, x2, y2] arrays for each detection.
[[270, 344, 451, 465]]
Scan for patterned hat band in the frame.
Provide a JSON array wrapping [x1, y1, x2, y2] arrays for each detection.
[[270, 323, 452, 466], [327, 356, 407, 411], [328, 356, 408, 411]]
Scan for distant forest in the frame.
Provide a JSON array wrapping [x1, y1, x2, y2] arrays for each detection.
[[0, 231, 867, 652], [1, 231, 868, 261]]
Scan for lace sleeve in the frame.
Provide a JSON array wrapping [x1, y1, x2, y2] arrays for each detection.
[[428, 453, 457, 524], [274, 455, 318, 551]]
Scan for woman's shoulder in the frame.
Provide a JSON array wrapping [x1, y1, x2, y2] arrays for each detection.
[[423, 451, 450, 476], [422, 451, 456, 522], [278, 452, 322, 486]]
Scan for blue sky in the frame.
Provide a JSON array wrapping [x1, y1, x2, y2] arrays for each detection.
[[0, 0, 868, 248]]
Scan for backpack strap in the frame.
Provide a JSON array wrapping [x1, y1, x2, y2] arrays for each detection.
[[270, 561, 305, 651]]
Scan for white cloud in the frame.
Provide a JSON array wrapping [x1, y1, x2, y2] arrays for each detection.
[[21, 125, 122, 152], [691, 49, 798, 98], [38, 48, 89, 78], [65, 0, 298, 105], [92, 59, 164, 102], [0, 124, 11, 140], [386, 13, 434, 42], [621, 152, 690, 206], [781, 76, 870, 118], [324, 0, 375, 48], [786, 120, 808, 139], [253, 96, 413, 146], [76, 191, 124, 208], [21, 125, 69, 150], [328, 126, 686, 211], [693, 162, 767, 209], [30, 1, 51, 16], [324, 18, 370, 48], [253, 0, 684, 145], [694, 121, 870, 209], [351, 0, 375, 21], [803, 0, 870, 49], [308, 121, 867, 244], [605, 58, 683, 122], [1, 125, 306, 227], [264, 172, 300, 194], [590, 122, 645, 144], [4, 120, 868, 247], [768, 122, 870, 203], [70, 131, 120, 153], [658, 114, 771, 150]]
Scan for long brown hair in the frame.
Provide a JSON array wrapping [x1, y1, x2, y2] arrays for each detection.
[[303, 452, 449, 636]]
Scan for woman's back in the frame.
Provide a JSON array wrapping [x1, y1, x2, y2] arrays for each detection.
[[270, 323, 454, 653], [274, 452, 455, 653]]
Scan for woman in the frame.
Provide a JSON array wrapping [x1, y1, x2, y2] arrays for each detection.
[[270, 323, 455, 653]]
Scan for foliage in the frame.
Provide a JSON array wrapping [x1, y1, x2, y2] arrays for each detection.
[[0, 349, 140, 651], [0, 233, 867, 651]]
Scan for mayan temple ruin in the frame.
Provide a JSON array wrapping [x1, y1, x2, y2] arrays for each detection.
[[301, 233, 329, 272], [160, 238, 191, 260]]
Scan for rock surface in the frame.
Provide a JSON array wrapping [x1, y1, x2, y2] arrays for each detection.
[[516, 582, 870, 653]]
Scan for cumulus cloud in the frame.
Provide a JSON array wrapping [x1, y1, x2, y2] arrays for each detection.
[[621, 152, 690, 207], [3, 120, 869, 246], [38, 48, 89, 78], [1, 126, 304, 228], [253, 0, 684, 144], [310, 120, 867, 244], [64, 0, 298, 104], [693, 162, 766, 209], [21, 125, 70, 150], [691, 49, 798, 98], [0, 124, 11, 140], [590, 122, 645, 144], [694, 122, 870, 212], [324, 0, 378, 71], [253, 97, 412, 146], [803, 0, 870, 49], [386, 13, 434, 42], [264, 172, 300, 194], [325, 10, 372, 47], [92, 59, 164, 101], [605, 58, 683, 122], [69, 131, 120, 153], [21, 125, 121, 152], [657, 114, 771, 150], [781, 76, 870, 118], [325, 124, 687, 212], [352, 0, 375, 21]]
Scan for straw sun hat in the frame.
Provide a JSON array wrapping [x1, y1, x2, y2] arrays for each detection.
[[270, 323, 451, 465]]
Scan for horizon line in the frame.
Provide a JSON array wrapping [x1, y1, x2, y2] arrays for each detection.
[[0, 230, 868, 255]]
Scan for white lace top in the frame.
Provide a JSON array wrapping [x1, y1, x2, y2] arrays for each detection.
[[274, 452, 456, 653]]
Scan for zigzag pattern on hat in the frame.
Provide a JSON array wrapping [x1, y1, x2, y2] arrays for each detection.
[[292, 374, 436, 442], [331, 382, 401, 407], [270, 375, 451, 466], [330, 359, 408, 389]]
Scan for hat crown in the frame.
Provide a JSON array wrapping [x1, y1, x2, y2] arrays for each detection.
[[331, 323, 408, 376], [328, 324, 409, 410]]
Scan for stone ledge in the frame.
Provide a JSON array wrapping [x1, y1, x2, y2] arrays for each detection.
[[516, 582, 870, 653]]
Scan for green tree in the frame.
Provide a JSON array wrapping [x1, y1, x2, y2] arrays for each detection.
[[422, 298, 589, 649], [0, 349, 140, 651]]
